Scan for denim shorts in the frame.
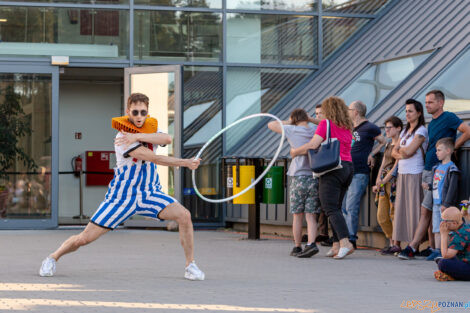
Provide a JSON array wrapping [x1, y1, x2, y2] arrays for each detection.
[[432, 203, 442, 233], [421, 170, 433, 211], [289, 175, 320, 214]]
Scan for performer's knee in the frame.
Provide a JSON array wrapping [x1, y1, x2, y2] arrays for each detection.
[[177, 209, 192, 227]]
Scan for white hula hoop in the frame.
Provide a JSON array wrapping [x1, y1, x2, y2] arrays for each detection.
[[191, 113, 285, 204]]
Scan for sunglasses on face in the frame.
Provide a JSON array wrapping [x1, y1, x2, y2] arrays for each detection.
[[385, 126, 393, 130], [131, 110, 148, 117]]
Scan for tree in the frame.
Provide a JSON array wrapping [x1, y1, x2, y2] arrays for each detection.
[[0, 85, 36, 179]]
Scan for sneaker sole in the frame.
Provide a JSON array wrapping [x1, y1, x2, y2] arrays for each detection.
[[39, 271, 54, 277], [184, 274, 205, 281], [297, 249, 320, 258], [397, 255, 412, 260]]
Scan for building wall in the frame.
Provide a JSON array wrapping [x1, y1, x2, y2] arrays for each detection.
[[58, 81, 122, 219]]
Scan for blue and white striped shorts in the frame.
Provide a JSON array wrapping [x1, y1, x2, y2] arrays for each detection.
[[90, 163, 176, 229]]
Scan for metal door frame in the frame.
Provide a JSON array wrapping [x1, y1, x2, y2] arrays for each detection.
[[0, 63, 59, 229], [123, 65, 182, 227]]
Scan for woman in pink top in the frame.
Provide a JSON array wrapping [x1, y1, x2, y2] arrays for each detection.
[[291, 96, 354, 259]]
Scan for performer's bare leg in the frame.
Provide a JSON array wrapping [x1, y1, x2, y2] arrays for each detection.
[[50, 223, 110, 261], [159, 202, 194, 266]]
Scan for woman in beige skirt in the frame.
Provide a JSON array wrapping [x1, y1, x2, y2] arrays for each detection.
[[392, 99, 428, 243]]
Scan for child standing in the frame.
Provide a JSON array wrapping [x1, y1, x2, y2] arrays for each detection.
[[268, 109, 320, 258], [427, 137, 460, 261]]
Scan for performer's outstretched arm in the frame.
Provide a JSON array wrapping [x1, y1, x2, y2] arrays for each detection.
[[115, 131, 172, 147], [128, 146, 200, 170]]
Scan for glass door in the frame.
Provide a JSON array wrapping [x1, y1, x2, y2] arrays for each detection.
[[0, 64, 59, 229], [123, 65, 182, 227]]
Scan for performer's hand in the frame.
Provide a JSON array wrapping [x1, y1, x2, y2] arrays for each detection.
[[185, 158, 201, 170], [115, 132, 138, 146]]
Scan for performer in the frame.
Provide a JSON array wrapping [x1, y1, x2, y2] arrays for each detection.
[[39, 93, 205, 281]]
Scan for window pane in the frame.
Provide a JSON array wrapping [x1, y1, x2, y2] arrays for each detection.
[[0, 73, 52, 220], [227, 14, 317, 65], [3, 0, 128, 3], [322, 16, 368, 60], [340, 52, 431, 113], [134, 11, 222, 62], [227, 0, 317, 12], [323, 0, 390, 14], [134, 0, 221, 8], [415, 48, 470, 114], [182, 66, 222, 222], [225, 67, 312, 152], [0, 6, 129, 58]]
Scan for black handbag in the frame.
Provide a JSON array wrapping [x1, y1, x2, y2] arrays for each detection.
[[307, 119, 342, 177]]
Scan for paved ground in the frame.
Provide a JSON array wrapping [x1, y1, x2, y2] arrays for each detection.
[[0, 228, 468, 313]]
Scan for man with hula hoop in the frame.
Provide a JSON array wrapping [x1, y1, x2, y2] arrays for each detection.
[[39, 93, 205, 281]]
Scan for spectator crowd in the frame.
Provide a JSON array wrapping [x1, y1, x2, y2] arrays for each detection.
[[268, 90, 470, 281]]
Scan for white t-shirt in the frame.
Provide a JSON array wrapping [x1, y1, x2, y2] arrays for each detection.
[[283, 124, 317, 176], [398, 125, 428, 174], [114, 131, 162, 169]]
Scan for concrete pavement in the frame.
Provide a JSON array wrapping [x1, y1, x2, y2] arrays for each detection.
[[0, 228, 468, 313]]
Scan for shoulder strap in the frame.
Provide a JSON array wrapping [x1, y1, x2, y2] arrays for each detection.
[[419, 145, 425, 160], [326, 119, 331, 143]]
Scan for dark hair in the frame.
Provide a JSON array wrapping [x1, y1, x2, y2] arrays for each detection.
[[384, 116, 403, 131], [315, 104, 322, 109], [290, 108, 309, 125], [404, 98, 425, 135], [127, 93, 149, 108], [436, 137, 455, 152], [426, 90, 445, 102]]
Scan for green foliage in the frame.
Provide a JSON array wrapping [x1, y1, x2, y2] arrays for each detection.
[[0, 86, 37, 179]]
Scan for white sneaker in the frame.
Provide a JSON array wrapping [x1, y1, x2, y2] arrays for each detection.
[[39, 257, 56, 277], [184, 261, 205, 281]]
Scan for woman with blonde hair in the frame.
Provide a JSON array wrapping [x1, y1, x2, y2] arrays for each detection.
[[291, 96, 355, 259]]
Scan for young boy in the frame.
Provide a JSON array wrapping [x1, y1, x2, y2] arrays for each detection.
[[268, 108, 321, 258], [427, 137, 460, 261], [434, 206, 470, 281]]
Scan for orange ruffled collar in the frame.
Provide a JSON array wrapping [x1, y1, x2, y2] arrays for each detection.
[[111, 116, 158, 134]]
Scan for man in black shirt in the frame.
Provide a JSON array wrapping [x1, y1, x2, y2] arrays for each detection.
[[343, 101, 386, 248]]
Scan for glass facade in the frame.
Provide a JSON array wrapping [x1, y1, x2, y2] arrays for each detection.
[[226, 13, 317, 65], [0, 0, 388, 225], [225, 67, 311, 152], [0, 6, 129, 58], [182, 66, 222, 221], [134, 0, 221, 8], [323, 0, 389, 14], [134, 11, 222, 62], [322, 16, 368, 60], [4, 0, 129, 3], [0, 73, 52, 220], [227, 0, 317, 12], [340, 52, 431, 113]]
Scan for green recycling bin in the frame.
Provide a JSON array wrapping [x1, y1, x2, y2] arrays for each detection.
[[262, 166, 285, 204]]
